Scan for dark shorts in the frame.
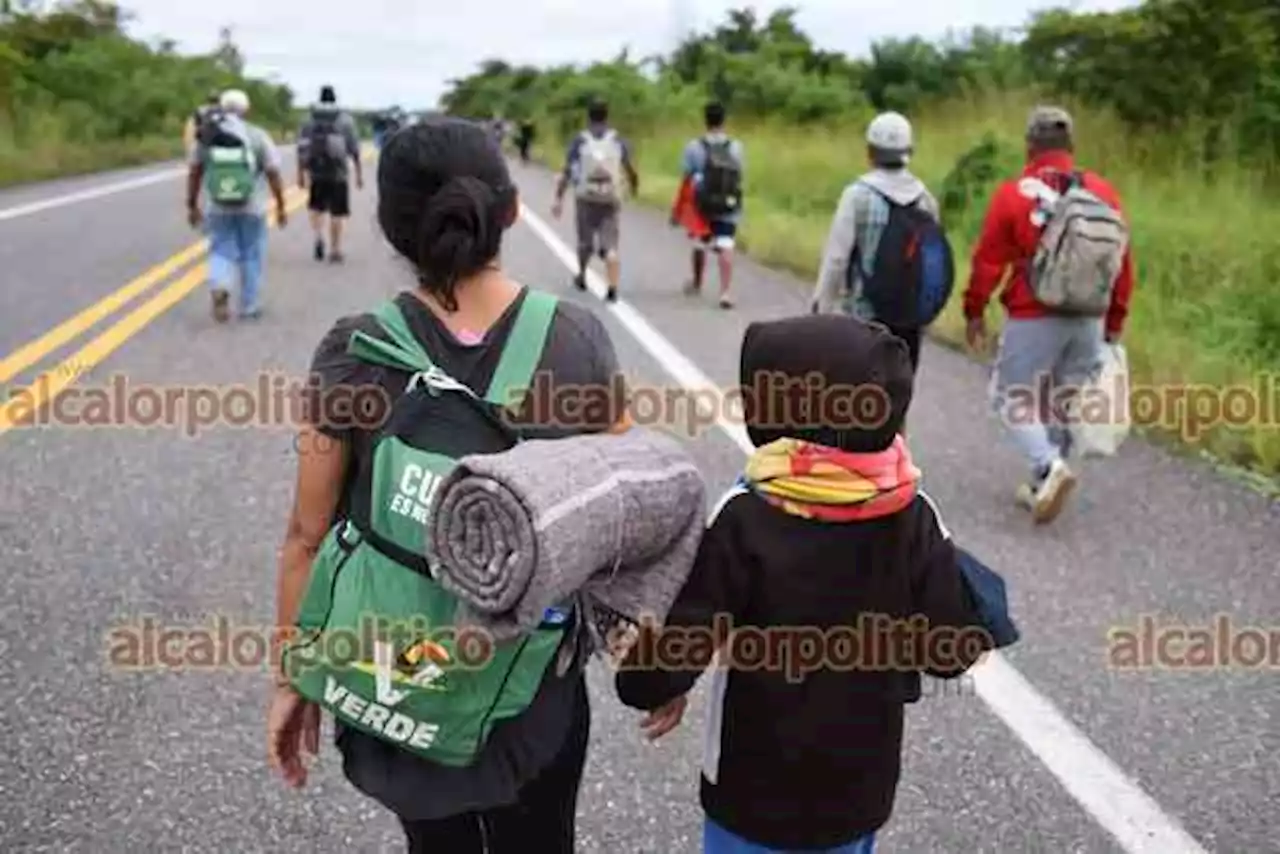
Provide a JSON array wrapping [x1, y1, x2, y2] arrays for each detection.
[[308, 177, 350, 217], [575, 199, 620, 257], [697, 219, 737, 251]]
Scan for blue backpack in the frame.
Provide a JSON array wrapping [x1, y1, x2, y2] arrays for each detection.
[[849, 186, 955, 329]]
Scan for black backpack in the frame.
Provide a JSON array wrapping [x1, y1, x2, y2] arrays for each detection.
[[695, 138, 742, 218], [306, 111, 342, 178], [849, 186, 955, 329], [195, 106, 235, 148]]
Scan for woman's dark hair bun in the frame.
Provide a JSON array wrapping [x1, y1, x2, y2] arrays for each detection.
[[376, 118, 515, 310], [416, 176, 503, 294]]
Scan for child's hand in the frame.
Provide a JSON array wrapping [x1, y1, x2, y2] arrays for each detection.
[[640, 695, 687, 741]]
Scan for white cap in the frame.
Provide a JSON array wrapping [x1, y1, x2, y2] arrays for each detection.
[[220, 89, 250, 115], [866, 111, 912, 153]]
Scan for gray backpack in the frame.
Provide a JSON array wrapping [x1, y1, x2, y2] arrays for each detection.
[[1026, 171, 1128, 315]]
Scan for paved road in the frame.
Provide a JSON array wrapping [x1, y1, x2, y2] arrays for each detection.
[[0, 149, 1276, 854]]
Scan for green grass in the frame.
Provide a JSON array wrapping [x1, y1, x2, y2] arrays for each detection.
[[524, 90, 1280, 485], [0, 135, 182, 188], [0, 109, 296, 189]]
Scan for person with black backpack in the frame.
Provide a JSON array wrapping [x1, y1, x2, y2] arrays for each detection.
[[810, 112, 953, 378], [297, 85, 363, 263], [680, 101, 744, 309]]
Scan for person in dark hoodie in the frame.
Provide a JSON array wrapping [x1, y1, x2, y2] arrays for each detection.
[[613, 314, 1018, 853]]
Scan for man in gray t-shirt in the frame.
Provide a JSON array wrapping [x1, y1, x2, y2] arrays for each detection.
[[186, 88, 287, 323], [297, 84, 363, 263]]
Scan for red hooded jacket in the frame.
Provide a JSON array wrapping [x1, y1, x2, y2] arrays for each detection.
[[962, 150, 1135, 340]]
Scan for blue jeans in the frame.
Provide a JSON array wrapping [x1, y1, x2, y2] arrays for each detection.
[[988, 315, 1105, 474], [703, 818, 875, 853], [206, 211, 268, 313]]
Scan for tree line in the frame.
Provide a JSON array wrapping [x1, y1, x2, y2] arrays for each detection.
[[0, 0, 294, 166], [441, 1, 1280, 173]]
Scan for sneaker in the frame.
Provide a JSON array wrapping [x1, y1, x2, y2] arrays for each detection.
[[314, 239, 325, 261], [1031, 458, 1077, 524], [239, 306, 262, 320], [573, 273, 586, 291], [718, 293, 734, 309], [211, 288, 230, 323], [328, 251, 345, 264], [1014, 482, 1036, 511], [683, 279, 701, 296]]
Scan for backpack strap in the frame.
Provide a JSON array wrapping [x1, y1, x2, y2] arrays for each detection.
[[485, 289, 559, 411], [346, 299, 437, 374]]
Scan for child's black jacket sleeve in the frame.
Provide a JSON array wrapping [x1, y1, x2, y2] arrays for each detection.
[[614, 491, 752, 711], [910, 492, 1019, 679]]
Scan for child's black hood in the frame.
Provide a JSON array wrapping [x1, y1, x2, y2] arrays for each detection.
[[739, 314, 913, 453]]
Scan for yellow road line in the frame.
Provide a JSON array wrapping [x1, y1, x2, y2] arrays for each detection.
[[0, 241, 207, 385], [0, 186, 305, 386], [0, 263, 210, 435], [0, 190, 306, 437]]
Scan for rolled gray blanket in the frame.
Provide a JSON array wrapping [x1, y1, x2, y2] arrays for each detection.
[[425, 427, 706, 642]]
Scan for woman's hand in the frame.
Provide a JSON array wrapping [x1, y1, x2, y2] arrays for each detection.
[[639, 694, 688, 741], [267, 684, 320, 788]]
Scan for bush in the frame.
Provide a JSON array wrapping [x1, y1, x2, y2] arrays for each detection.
[[0, 1, 295, 186]]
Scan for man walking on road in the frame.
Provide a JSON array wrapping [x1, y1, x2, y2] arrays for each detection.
[[810, 111, 946, 375], [963, 106, 1134, 524], [681, 101, 744, 309], [186, 89, 287, 323], [552, 100, 638, 303], [516, 118, 535, 164], [297, 85, 362, 263]]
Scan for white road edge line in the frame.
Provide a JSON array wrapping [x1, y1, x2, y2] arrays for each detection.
[[0, 167, 186, 223], [517, 202, 1211, 854]]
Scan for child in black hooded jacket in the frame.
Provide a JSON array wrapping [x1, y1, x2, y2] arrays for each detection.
[[613, 314, 1018, 853]]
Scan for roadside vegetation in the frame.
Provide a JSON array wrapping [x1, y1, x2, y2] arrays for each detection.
[[0, 1, 294, 185], [441, 2, 1280, 480]]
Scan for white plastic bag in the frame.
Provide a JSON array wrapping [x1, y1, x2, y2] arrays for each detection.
[[1071, 342, 1130, 458]]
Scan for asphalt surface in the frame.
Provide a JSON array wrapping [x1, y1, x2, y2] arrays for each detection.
[[0, 148, 1276, 854]]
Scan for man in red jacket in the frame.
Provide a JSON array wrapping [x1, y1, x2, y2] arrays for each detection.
[[963, 106, 1134, 524]]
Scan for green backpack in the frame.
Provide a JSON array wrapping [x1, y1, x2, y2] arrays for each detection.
[[280, 289, 573, 767], [202, 117, 258, 207]]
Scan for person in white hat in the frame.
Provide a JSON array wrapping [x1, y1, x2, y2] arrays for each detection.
[[810, 111, 943, 377], [186, 88, 287, 322]]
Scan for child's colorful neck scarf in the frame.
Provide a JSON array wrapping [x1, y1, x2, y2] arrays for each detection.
[[741, 435, 920, 521]]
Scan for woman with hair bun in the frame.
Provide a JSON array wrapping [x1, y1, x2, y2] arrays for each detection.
[[267, 116, 630, 852]]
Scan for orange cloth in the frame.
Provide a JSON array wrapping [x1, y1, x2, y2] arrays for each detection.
[[670, 175, 710, 240]]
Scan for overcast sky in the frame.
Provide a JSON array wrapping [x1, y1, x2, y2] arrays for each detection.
[[117, 0, 1135, 110]]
